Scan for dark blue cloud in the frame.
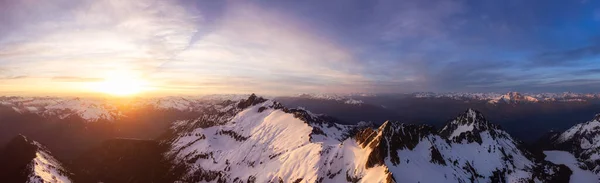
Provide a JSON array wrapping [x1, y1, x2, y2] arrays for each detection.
[[251, 0, 600, 92]]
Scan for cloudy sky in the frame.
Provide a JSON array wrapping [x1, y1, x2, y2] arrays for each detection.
[[0, 0, 599, 96]]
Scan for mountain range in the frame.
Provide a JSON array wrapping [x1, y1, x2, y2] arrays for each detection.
[[1, 94, 600, 182]]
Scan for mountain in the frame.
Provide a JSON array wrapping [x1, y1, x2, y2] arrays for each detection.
[[0, 95, 249, 160], [0, 135, 73, 183], [1, 92, 598, 124], [279, 92, 600, 143], [413, 92, 600, 104], [161, 95, 571, 182], [546, 114, 600, 175], [70, 138, 171, 183], [489, 92, 540, 104], [294, 93, 366, 105], [1, 94, 599, 182], [0, 96, 249, 122]]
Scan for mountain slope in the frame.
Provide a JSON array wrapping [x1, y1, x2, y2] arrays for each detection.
[[162, 95, 571, 182], [162, 94, 379, 182], [358, 109, 570, 182], [544, 151, 598, 183], [550, 114, 600, 175], [70, 138, 170, 183], [0, 135, 73, 183]]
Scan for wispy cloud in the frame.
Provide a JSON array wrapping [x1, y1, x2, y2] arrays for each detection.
[[0, 0, 599, 95], [533, 44, 600, 66], [51, 76, 104, 82]]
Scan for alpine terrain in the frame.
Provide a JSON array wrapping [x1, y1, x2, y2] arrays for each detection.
[[1, 94, 599, 182], [160, 95, 573, 182]]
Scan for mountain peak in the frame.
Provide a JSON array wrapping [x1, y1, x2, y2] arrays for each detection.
[[12, 134, 29, 144], [594, 113, 600, 122], [439, 109, 506, 144], [355, 121, 435, 168], [448, 108, 490, 127], [489, 92, 539, 104], [237, 93, 267, 109]]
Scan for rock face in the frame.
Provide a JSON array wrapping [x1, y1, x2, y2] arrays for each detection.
[[356, 109, 570, 183], [549, 113, 600, 175], [162, 95, 571, 183], [0, 135, 73, 183]]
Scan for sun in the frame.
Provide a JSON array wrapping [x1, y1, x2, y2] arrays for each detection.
[[90, 72, 150, 96]]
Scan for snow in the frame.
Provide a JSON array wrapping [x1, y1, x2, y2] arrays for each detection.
[[26, 140, 72, 183], [26, 106, 39, 112], [554, 117, 600, 178], [169, 102, 320, 182], [166, 98, 562, 182], [0, 96, 252, 122], [581, 138, 593, 149], [557, 120, 600, 143], [412, 92, 600, 103], [450, 124, 474, 138], [544, 151, 599, 183], [295, 93, 366, 105], [167, 100, 391, 182], [490, 92, 540, 104], [28, 151, 72, 183], [344, 99, 364, 105]]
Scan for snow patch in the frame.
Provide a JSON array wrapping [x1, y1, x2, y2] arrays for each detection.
[[544, 151, 599, 183], [449, 124, 474, 138]]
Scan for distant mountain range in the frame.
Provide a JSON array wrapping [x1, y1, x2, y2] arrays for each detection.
[[411, 92, 600, 104], [0, 92, 598, 123], [294, 92, 600, 105], [0, 94, 599, 182]]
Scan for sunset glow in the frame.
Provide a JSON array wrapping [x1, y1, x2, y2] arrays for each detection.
[[0, 0, 599, 95], [89, 72, 151, 96]]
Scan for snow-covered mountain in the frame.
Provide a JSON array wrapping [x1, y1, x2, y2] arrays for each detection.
[[413, 92, 505, 100], [546, 114, 600, 176], [162, 95, 571, 182], [3, 94, 600, 182], [413, 92, 600, 104], [0, 97, 121, 122], [0, 135, 73, 183], [488, 92, 540, 104], [0, 95, 252, 122], [295, 93, 366, 105], [1, 92, 597, 123]]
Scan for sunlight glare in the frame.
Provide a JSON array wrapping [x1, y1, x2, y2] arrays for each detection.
[[91, 72, 150, 96]]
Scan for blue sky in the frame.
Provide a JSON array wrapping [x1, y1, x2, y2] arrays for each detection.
[[0, 0, 599, 95]]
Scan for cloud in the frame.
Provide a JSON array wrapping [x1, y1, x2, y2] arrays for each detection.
[[373, 0, 465, 41], [0, 0, 372, 95], [147, 1, 367, 94], [0, 0, 600, 95], [0, 75, 27, 80], [51, 76, 104, 82], [533, 44, 600, 66], [0, 0, 198, 73]]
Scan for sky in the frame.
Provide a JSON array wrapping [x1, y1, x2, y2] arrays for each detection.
[[0, 0, 599, 96]]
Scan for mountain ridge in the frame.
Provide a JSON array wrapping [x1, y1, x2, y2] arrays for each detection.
[[161, 95, 572, 182], [0, 135, 73, 183], [2, 94, 599, 182]]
